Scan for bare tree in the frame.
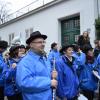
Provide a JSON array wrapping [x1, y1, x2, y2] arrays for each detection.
[[0, 0, 11, 24]]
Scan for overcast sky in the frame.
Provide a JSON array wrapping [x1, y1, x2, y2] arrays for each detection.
[[5, 0, 53, 13]]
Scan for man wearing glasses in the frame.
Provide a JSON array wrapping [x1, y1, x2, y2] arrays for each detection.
[[16, 31, 57, 100]]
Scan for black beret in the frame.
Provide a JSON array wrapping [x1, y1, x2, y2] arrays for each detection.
[[0, 40, 8, 49], [60, 44, 73, 54], [20, 45, 25, 49], [9, 45, 20, 53]]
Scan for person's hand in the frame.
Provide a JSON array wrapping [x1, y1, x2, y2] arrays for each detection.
[[56, 96, 61, 100], [12, 63, 17, 69], [51, 79, 58, 88], [52, 70, 58, 79], [56, 97, 67, 100], [63, 97, 67, 100]]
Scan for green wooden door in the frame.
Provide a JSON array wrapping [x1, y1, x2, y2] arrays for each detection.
[[61, 16, 80, 46]]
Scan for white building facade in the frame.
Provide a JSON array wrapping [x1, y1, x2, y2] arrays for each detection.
[[0, 0, 100, 51]]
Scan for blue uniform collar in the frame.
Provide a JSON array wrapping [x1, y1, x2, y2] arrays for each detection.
[[51, 49, 58, 52], [28, 49, 43, 61], [10, 58, 20, 63], [62, 55, 76, 74], [0, 53, 2, 57], [62, 55, 75, 64]]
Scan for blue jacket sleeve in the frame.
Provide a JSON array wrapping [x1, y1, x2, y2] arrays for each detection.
[[48, 52, 55, 70], [56, 60, 65, 98], [0, 59, 6, 70], [3, 65, 16, 80], [16, 62, 51, 93], [97, 54, 100, 64]]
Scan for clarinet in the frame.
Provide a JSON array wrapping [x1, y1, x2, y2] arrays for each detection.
[[52, 57, 56, 100], [6, 58, 18, 93], [6, 58, 10, 67]]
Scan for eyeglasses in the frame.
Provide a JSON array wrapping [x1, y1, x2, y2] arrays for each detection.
[[32, 41, 46, 44], [5, 54, 9, 56]]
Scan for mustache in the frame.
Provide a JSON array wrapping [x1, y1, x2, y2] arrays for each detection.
[[41, 45, 45, 48]]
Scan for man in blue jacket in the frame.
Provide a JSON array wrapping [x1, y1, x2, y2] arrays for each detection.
[[48, 42, 60, 65], [0, 40, 8, 100], [16, 31, 57, 100]]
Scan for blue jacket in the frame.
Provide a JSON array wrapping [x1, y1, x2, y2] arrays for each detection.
[[0, 53, 7, 86], [73, 52, 86, 77], [56, 55, 79, 99], [73, 51, 86, 66], [94, 48, 100, 58], [79, 60, 98, 91], [97, 54, 100, 64], [16, 50, 52, 100], [96, 54, 100, 75], [3, 58, 21, 96], [48, 50, 60, 65]]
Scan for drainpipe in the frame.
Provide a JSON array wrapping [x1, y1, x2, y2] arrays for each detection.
[[43, 0, 44, 5], [97, 0, 100, 19]]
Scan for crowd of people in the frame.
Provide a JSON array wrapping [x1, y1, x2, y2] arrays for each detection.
[[0, 31, 100, 100]]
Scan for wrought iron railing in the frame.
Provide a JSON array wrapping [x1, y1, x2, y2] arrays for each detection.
[[3, 0, 54, 23]]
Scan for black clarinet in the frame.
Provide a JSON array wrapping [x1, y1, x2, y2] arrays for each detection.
[[52, 58, 56, 100]]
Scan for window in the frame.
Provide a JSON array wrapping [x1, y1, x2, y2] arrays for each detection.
[[9, 33, 14, 46], [61, 15, 80, 45], [75, 35, 79, 42], [12, 33, 14, 40], [0, 37, 1, 40], [25, 28, 33, 39], [25, 29, 29, 34], [30, 28, 33, 34], [25, 29, 30, 40]]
